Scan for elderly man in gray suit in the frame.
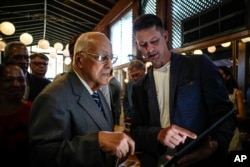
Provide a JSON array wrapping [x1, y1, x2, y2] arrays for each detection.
[[29, 32, 135, 167]]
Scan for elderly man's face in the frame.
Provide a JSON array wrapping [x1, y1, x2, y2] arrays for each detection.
[[74, 33, 112, 91]]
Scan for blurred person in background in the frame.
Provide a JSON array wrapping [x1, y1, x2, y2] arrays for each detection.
[[30, 53, 49, 78], [218, 66, 248, 151], [109, 68, 122, 125], [123, 59, 145, 121], [218, 66, 247, 124], [0, 63, 32, 166], [3, 41, 51, 101]]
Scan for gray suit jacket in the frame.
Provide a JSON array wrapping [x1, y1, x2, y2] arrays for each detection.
[[29, 70, 115, 167]]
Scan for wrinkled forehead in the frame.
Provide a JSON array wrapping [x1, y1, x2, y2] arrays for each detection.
[[74, 33, 112, 53]]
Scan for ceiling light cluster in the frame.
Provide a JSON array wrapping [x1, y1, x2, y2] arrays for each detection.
[[193, 41, 232, 55], [0, 20, 64, 53], [0, 0, 64, 54]]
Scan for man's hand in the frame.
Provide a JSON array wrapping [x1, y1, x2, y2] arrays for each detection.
[[98, 131, 135, 159], [157, 124, 197, 149], [166, 136, 218, 167]]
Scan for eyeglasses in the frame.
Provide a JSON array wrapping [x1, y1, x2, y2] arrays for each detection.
[[31, 62, 48, 66], [79, 51, 118, 64]]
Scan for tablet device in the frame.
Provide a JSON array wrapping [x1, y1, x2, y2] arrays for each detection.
[[163, 108, 236, 167]]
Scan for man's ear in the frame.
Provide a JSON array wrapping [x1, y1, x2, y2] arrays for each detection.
[[163, 31, 168, 41], [75, 54, 84, 68]]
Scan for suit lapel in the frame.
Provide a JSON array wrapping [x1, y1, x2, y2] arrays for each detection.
[[78, 93, 113, 131], [69, 71, 113, 131], [169, 53, 182, 121], [147, 68, 161, 126]]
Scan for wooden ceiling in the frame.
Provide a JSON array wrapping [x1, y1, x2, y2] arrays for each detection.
[[0, 0, 119, 47]]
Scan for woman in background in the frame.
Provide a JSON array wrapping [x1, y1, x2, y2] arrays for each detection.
[[218, 66, 247, 151], [0, 63, 32, 166]]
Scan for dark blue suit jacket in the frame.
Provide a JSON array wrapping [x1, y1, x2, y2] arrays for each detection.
[[130, 53, 235, 167], [109, 76, 122, 125], [123, 80, 135, 118], [27, 72, 51, 101]]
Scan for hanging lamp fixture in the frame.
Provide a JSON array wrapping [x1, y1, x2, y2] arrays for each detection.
[[20, 32, 33, 45], [38, 0, 50, 49], [207, 46, 216, 53], [0, 21, 15, 35]]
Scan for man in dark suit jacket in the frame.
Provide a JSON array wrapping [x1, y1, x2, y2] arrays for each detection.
[[123, 60, 145, 119], [29, 32, 134, 167], [109, 68, 122, 125], [26, 72, 51, 101], [3, 41, 51, 101], [130, 14, 235, 167]]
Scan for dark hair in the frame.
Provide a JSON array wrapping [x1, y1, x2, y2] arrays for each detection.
[[133, 14, 165, 34], [128, 60, 145, 72], [218, 66, 238, 94], [30, 53, 49, 61]]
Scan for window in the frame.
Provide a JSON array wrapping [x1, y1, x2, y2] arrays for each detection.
[[171, 0, 222, 49], [141, 0, 156, 14], [110, 10, 133, 66]]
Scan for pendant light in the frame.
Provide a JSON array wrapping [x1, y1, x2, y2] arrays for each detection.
[[20, 32, 33, 45], [38, 0, 50, 49], [0, 21, 15, 35]]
